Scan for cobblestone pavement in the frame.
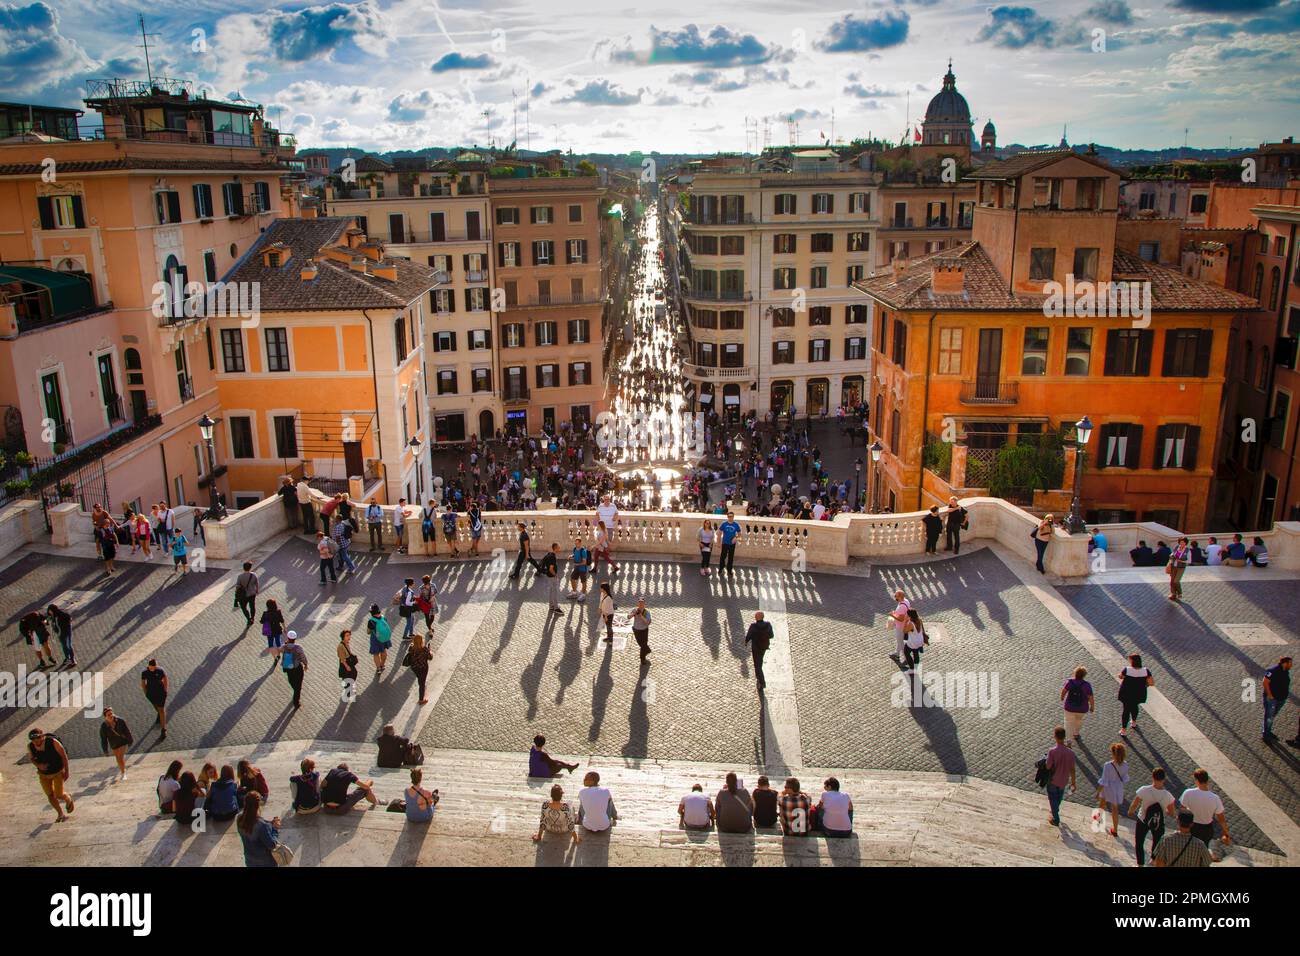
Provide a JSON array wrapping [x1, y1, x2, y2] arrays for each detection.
[[786, 548, 1275, 853], [1059, 577, 1299, 838], [1, 537, 1285, 853]]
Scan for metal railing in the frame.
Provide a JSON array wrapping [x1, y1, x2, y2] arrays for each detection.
[[683, 288, 753, 302], [959, 380, 1019, 405]]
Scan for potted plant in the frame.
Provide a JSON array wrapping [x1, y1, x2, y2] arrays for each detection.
[[57, 481, 75, 498], [3, 478, 31, 497], [14, 451, 33, 468]]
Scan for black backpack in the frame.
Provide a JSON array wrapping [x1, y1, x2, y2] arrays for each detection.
[[1034, 756, 1051, 789], [1143, 799, 1165, 833]]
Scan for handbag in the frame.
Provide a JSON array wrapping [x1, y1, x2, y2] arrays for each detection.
[[262, 621, 273, 638], [271, 842, 294, 866]]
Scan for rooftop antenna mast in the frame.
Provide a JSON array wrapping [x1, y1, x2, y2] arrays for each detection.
[[138, 13, 161, 88], [525, 76, 531, 152], [512, 90, 518, 148]]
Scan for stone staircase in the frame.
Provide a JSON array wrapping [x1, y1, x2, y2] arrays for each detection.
[[3, 741, 1285, 867]]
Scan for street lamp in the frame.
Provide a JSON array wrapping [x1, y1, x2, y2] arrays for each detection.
[[197, 412, 226, 520], [869, 440, 883, 513], [1067, 415, 1093, 534], [854, 458, 862, 513]]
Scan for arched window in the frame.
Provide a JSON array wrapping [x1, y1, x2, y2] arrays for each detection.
[[124, 348, 142, 371], [1268, 266, 1281, 310], [1252, 263, 1264, 300], [1258, 346, 1270, 389]]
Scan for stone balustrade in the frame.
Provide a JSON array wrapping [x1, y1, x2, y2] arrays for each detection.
[[1090, 519, 1300, 572]]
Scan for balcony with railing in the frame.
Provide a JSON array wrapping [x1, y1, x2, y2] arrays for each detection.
[[517, 292, 607, 308], [683, 287, 753, 303], [684, 364, 755, 382], [958, 380, 1019, 405], [103, 394, 125, 425]]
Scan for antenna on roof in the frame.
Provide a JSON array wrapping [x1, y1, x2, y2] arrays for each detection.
[[137, 14, 161, 87]]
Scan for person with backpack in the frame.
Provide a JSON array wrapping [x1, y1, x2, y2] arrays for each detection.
[[1060, 666, 1095, 743], [1129, 767, 1176, 867], [1044, 726, 1076, 827], [169, 530, 190, 574], [280, 632, 308, 709], [234, 562, 259, 627], [315, 531, 338, 585], [393, 577, 419, 640], [1117, 653, 1154, 737], [28, 728, 74, 822], [568, 537, 591, 598], [366, 604, 393, 675], [421, 499, 438, 553], [467, 502, 483, 556], [364, 498, 384, 551], [332, 514, 358, 575], [441, 505, 460, 558]]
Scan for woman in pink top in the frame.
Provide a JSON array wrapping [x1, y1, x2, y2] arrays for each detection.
[[132, 511, 153, 558]]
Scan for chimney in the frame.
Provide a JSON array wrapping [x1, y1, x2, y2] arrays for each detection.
[[370, 261, 397, 281], [931, 257, 965, 294], [350, 256, 368, 274], [300, 258, 318, 281], [891, 257, 908, 279]]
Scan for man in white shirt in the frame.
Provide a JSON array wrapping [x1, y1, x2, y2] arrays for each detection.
[[678, 784, 715, 830], [577, 770, 616, 833], [296, 479, 315, 533], [1205, 537, 1223, 566], [814, 777, 854, 837], [812, 501, 826, 520], [1129, 767, 1177, 866], [596, 495, 618, 532], [1179, 768, 1231, 856]]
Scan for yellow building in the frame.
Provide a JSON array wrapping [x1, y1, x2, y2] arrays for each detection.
[[213, 217, 438, 505]]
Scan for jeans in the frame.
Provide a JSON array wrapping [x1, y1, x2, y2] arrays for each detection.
[[393, 525, 405, 550], [1263, 696, 1287, 736], [336, 544, 357, 573], [57, 626, 74, 662], [235, 596, 256, 625], [1034, 538, 1048, 572], [719, 542, 736, 574], [402, 611, 416, 640], [700, 549, 711, 570], [300, 503, 316, 533], [1046, 784, 1065, 824], [1135, 818, 1164, 866], [318, 558, 337, 584]]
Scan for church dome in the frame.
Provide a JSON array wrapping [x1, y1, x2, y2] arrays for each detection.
[[924, 63, 971, 125], [983, 119, 996, 135]]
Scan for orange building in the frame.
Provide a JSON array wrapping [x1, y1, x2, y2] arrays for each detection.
[[0, 81, 292, 513], [213, 218, 438, 506], [488, 176, 607, 434], [854, 150, 1259, 531]]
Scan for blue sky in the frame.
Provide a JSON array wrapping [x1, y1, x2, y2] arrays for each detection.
[[2, 0, 1296, 152]]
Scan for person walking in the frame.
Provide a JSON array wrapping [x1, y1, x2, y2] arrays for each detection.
[[131, 509, 153, 559], [1153, 811, 1213, 868], [902, 608, 926, 674], [403, 631, 433, 705], [234, 561, 259, 627], [417, 574, 438, 637], [337, 629, 359, 692], [394, 577, 419, 641], [923, 506, 943, 555], [744, 610, 774, 691], [1033, 514, 1054, 573], [944, 496, 968, 554], [467, 502, 483, 556], [140, 658, 169, 741], [332, 514, 358, 575], [1179, 768, 1232, 856], [98, 706, 134, 781], [509, 522, 542, 580], [1117, 653, 1153, 737], [598, 581, 616, 643], [717, 512, 741, 578], [1044, 726, 1077, 827], [1129, 767, 1176, 867], [315, 531, 338, 585], [1167, 536, 1191, 601], [698, 520, 714, 575], [296, 478, 316, 533], [257, 597, 287, 657], [593, 519, 620, 575], [889, 589, 912, 666], [365, 498, 384, 551], [1095, 741, 1130, 837], [541, 543, 563, 615], [280, 632, 308, 710], [45, 603, 74, 668], [27, 728, 74, 822], [1061, 666, 1095, 743], [631, 597, 652, 664], [366, 604, 393, 676], [96, 519, 118, 576], [1262, 656, 1292, 742]]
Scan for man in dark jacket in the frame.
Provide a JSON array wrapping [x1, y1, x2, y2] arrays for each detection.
[[922, 506, 943, 555], [1130, 540, 1154, 566], [944, 496, 968, 554], [744, 611, 774, 691], [377, 724, 420, 768], [46, 603, 74, 667]]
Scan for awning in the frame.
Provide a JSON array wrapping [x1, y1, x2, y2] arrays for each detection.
[[724, 394, 741, 405], [698, 393, 713, 404], [0, 265, 94, 318]]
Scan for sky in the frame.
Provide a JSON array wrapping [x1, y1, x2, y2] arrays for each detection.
[[1, 0, 1297, 154]]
